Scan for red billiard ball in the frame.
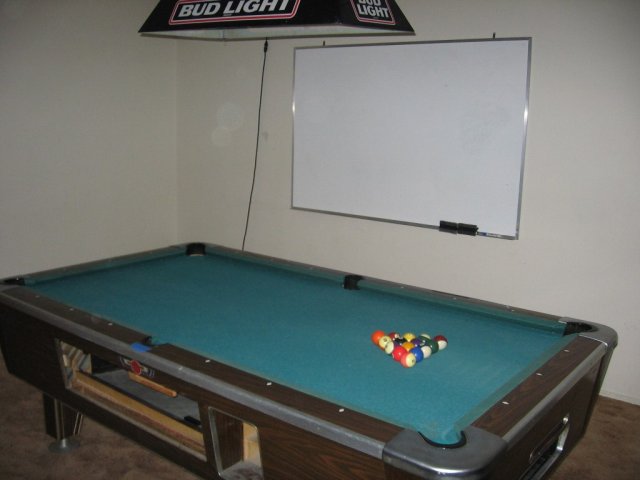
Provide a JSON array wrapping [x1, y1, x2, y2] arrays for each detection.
[[392, 345, 408, 362], [434, 335, 448, 350]]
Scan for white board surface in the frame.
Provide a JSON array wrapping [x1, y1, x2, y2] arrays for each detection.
[[292, 39, 531, 238]]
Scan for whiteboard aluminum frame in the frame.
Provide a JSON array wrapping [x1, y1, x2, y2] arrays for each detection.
[[291, 37, 532, 239]]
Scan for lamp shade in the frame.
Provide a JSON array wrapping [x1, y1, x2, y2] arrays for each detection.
[[139, 0, 414, 40]]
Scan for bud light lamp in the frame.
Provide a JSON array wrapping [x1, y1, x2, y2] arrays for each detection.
[[139, 0, 414, 40]]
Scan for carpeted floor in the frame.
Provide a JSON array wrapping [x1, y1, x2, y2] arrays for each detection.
[[1, 354, 638, 479]]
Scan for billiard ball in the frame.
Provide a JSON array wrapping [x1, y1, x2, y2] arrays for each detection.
[[424, 338, 439, 354], [392, 345, 408, 362], [384, 341, 396, 355], [421, 345, 432, 359], [403, 332, 416, 342], [371, 330, 385, 346], [378, 335, 392, 350], [410, 347, 424, 363], [434, 334, 448, 350], [401, 352, 417, 368], [402, 341, 415, 351]]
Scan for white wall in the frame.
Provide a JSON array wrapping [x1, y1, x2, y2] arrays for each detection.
[[176, 40, 264, 245], [175, 0, 640, 403], [1, 1, 638, 404], [0, 0, 178, 275]]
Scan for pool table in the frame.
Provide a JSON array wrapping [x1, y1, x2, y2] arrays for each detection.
[[0, 243, 616, 480]]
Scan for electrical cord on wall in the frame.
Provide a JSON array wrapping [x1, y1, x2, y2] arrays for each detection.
[[241, 39, 269, 251]]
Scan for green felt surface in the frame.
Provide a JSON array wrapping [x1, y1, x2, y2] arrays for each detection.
[[29, 249, 573, 445]]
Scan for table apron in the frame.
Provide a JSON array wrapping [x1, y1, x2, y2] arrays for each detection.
[[503, 341, 606, 446], [1, 291, 387, 459]]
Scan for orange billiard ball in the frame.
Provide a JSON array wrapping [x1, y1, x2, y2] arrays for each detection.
[[371, 330, 386, 347]]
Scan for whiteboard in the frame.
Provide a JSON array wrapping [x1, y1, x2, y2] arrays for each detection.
[[292, 39, 531, 239]]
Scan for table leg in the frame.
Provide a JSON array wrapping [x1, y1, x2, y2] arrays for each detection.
[[43, 394, 83, 453]]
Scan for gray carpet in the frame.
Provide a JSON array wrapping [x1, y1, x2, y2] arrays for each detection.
[[1, 354, 638, 479]]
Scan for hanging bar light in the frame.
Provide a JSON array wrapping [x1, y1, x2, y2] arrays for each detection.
[[139, 0, 414, 40]]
